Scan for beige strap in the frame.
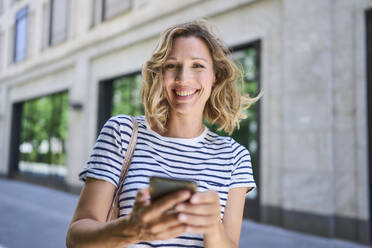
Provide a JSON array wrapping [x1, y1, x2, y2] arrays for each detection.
[[117, 117, 138, 189], [107, 116, 138, 221]]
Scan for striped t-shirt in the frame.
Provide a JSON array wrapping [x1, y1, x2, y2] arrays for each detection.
[[79, 115, 256, 248]]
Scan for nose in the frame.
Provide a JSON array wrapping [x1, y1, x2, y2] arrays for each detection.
[[176, 66, 193, 83]]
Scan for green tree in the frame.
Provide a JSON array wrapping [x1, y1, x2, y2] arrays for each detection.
[[20, 92, 69, 167], [111, 73, 144, 116]]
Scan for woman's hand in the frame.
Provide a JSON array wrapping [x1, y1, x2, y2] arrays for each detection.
[[174, 190, 222, 236], [115, 188, 192, 242]]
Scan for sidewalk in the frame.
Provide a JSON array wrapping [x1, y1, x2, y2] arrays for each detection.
[[0, 178, 370, 248]]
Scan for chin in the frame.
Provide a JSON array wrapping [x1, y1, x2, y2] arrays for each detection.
[[173, 109, 196, 116], [171, 106, 200, 116]]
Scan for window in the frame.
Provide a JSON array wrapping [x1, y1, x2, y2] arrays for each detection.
[[92, 0, 132, 26], [49, 0, 68, 46], [14, 6, 28, 63], [103, 0, 131, 20], [19, 92, 69, 178], [97, 72, 143, 134], [111, 73, 143, 117]]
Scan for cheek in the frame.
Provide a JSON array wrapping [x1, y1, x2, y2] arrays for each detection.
[[162, 74, 173, 87], [163, 69, 177, 77], [199, 74, 214, 90], [163, 72, 177, 86]]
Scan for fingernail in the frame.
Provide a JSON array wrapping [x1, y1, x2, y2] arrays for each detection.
[[183, 191, 191, 197], [176, 204, 184, 211], [179, 214, 187, 221]]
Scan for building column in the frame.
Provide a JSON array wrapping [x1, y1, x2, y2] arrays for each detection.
[[65, 56, 91, 191]]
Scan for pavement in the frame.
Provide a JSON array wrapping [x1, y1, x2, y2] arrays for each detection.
[[0, 178, 371, 248]]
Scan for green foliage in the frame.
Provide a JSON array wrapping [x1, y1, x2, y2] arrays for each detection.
[[20, 92, 68, 166], [111, 73, 144, 116]]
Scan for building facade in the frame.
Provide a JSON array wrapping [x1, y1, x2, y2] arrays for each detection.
[[0, 0, 371, 245]]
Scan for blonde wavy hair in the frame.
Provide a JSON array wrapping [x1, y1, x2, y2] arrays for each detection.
[[140, 19, 261, 135]]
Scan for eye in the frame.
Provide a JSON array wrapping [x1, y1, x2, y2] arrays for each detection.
[[164, 64, 176, 70], [193, 63, 205, 69]]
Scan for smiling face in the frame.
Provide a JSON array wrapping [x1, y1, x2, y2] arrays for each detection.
[[162, 36, 216, 118]]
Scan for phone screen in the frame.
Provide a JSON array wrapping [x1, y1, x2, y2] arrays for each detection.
[[150, 176, 197, 202]]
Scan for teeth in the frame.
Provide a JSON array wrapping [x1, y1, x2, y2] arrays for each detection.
[[175, 90, 196, 96]]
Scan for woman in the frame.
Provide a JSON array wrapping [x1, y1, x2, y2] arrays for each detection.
[[66, 20, 260, 248]]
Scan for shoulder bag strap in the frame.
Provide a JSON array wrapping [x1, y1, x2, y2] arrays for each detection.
[[106, 116, 138, 221]]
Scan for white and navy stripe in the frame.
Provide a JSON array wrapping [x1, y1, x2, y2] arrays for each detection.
[[79, 115, 256, 248]]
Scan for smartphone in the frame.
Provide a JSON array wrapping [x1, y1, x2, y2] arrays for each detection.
[[149, 176, 197, 202]]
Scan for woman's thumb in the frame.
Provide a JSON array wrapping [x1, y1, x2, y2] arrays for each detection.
[[134, 188, 150, 206]]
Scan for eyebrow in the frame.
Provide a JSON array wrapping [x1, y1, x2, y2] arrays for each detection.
[[166, 56, 209, 62]]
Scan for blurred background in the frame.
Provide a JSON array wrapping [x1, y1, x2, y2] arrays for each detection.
[[0, 0, 371, 247]]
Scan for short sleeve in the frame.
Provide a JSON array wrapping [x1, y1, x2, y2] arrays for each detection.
[[78, 115, 133, 188], [230, 140, 256, 192]]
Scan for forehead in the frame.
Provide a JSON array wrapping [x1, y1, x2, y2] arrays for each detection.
[[168, 36, 212, 61]]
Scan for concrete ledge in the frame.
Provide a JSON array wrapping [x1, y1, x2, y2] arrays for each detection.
[[262, 205, 371, 246]]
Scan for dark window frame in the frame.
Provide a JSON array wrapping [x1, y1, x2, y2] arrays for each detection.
[[8, 102, 23, 177]]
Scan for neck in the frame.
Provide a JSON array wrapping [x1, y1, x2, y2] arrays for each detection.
[[150, 112, 205, 139]]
